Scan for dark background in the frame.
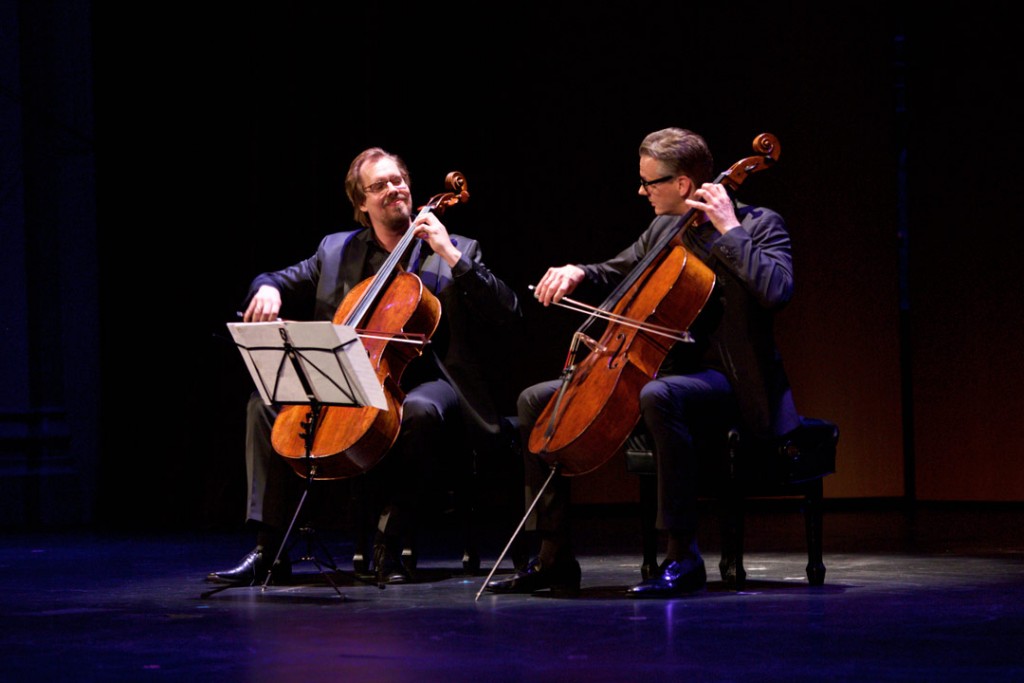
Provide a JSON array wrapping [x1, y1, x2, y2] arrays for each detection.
[[4, 3, 1022, 532]]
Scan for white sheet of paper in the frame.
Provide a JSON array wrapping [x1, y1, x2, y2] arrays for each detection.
[[227, 321, 387, 410]]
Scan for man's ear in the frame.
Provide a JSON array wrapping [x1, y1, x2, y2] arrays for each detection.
[[677, 175, 694, 197]]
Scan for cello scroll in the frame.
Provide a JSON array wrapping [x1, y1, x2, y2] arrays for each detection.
[[420, 171, 469, 214], [720, 133, 780, 190]]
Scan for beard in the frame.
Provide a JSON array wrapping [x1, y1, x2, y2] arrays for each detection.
[[380, 197, 413, 234]]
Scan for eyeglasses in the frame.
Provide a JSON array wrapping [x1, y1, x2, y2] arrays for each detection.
[[639, 174, 675, 191], [364, 175, 408, 195]]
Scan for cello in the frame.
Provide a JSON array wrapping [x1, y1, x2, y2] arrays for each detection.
[[270, 171, 470, 480], [528, 133, 781, 476]]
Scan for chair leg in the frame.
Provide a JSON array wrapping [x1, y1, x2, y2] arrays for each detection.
[[458, 464, 480, 575], [719, 430, 746, 587], [350, 478, 373, 575], [401, 534, 418, 572], [504, 419, 531, 572], [510, 528, 530, 572], [718, 490, 746, 587], [638, 474, 659, 579], [803, 478, 826, 585]]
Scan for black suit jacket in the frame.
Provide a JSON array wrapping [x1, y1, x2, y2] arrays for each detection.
[[577, 205, 801, 438], [245, 227, 522, 435]]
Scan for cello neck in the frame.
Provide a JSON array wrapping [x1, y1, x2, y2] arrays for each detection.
[[579, 206, 703, 338], [343, 170, 471, 329], [344, 204, 431, 328], [578, 130, 780, 339]]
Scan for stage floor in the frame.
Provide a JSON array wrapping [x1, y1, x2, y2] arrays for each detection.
[[2, 503, 1022, 682]]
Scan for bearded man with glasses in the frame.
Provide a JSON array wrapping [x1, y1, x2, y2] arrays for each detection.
[[207, 147, 522, 588]]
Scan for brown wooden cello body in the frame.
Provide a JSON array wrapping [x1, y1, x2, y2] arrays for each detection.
[[270, 172, 469, 480], [528, 134, 781, 476]]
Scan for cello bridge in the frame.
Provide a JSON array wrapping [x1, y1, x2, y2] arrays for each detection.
[[577, 333, 608, 355]]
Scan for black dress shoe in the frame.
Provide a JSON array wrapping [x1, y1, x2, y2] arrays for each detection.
[[627, 557, 706, 598], [374, 542, 412, 586], [485, 556, 581, 594], [206, 547, 291, 586]]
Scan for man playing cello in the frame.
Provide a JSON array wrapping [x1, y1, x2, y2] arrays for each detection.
[[208, 147, 521, 587], [486, 127, 801, 598]]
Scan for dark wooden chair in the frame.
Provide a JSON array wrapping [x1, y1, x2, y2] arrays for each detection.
[[624, 416, 839, 587], [350, 415, 526, 576]]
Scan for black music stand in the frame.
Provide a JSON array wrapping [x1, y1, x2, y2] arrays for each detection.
[[225, 321, 388, 597]]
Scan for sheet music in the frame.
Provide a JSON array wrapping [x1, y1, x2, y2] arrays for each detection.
[[227, 321, 388, 410]]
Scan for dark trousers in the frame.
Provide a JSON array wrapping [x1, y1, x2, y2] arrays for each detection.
[[244, 378, 462, 541], [517, 369, 735, 540]]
